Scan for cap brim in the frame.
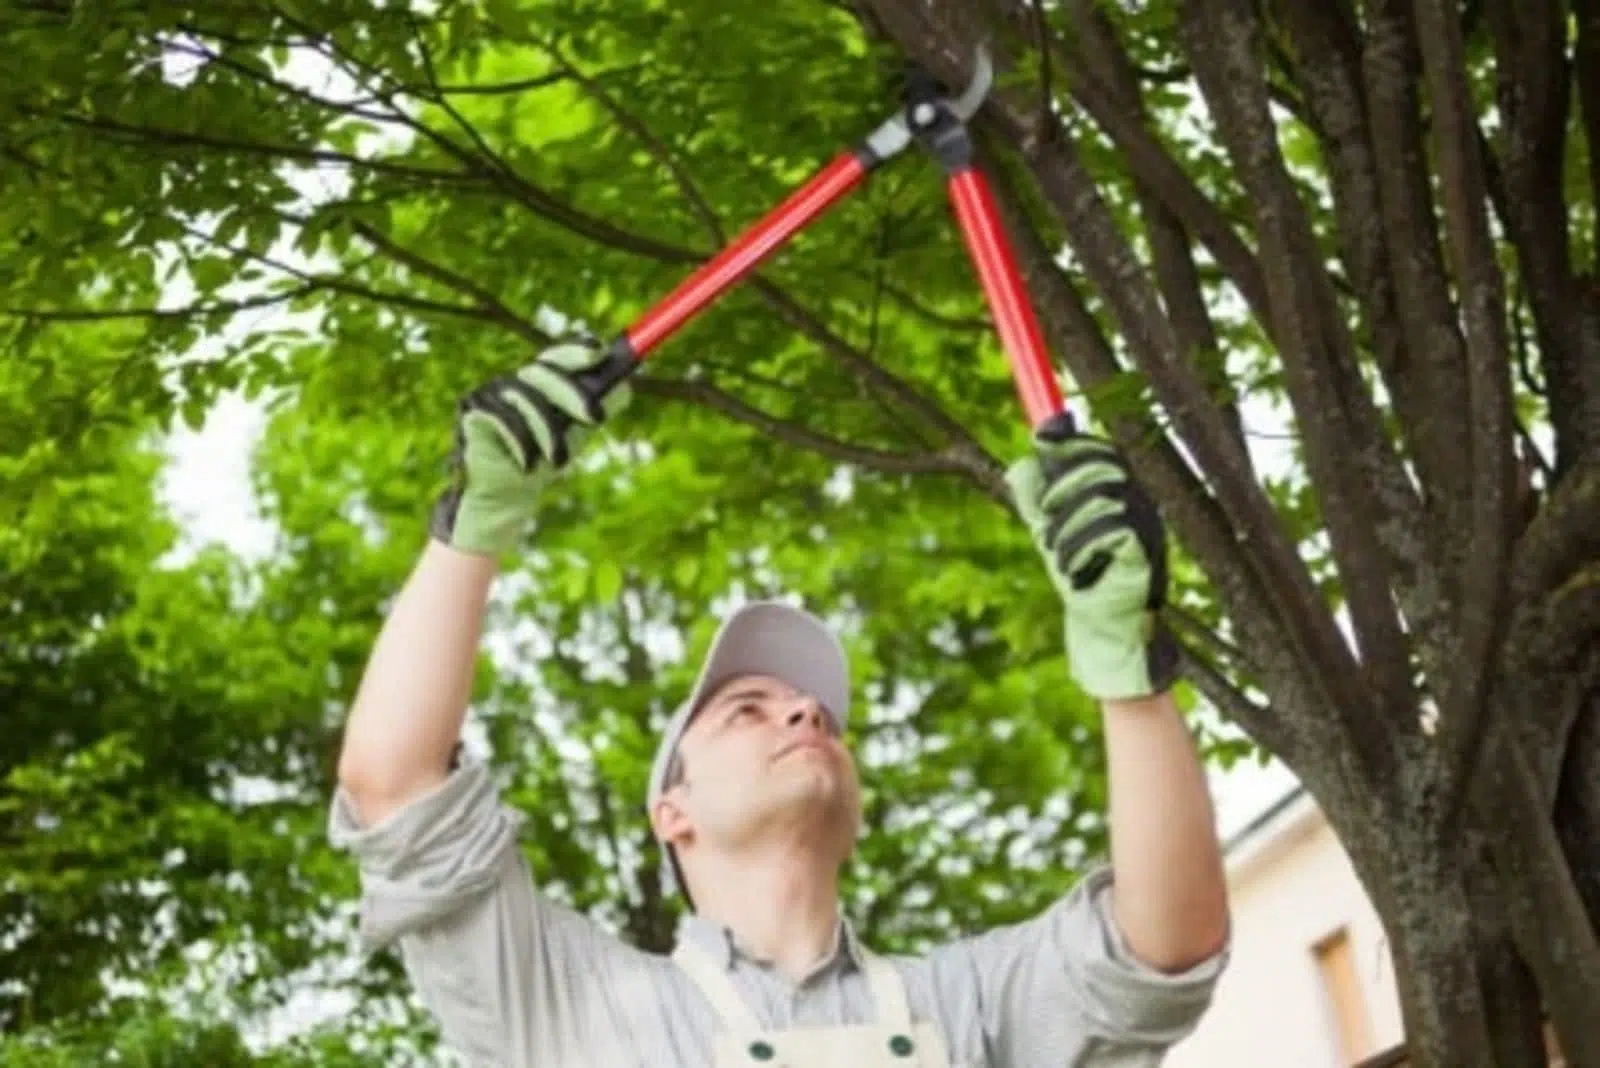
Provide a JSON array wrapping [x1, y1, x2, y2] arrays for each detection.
[[646, 600, 850, 814]]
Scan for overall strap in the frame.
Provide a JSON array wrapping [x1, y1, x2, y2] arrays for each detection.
[[671, 941, 765, 1035], [856, 948, 912, 1032]]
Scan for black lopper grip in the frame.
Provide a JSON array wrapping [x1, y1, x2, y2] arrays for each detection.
[[575, 336, 642, 402], [1034, 409, 1078, 442]]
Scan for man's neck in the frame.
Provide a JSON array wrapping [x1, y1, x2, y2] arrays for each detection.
[[689, 842, 843, 982]]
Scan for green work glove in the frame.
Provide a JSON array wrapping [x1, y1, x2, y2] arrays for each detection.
[[430, 340, 633, 556], [1005, 414, 1180, 701]]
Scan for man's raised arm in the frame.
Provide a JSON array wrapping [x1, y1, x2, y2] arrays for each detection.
[[1102, 689, 1228, 971], [1006, 417, 1230, 971], [336, 543, 497, 827], [335, 341, 634, 828]]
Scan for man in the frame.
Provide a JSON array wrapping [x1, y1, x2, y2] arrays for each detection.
[[330, 341, 1230, 1067]]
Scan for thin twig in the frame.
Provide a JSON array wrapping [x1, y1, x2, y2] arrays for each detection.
[[636, 376, 993, 488], [346, 219, 550, 346], [3, 284, 319, 323]]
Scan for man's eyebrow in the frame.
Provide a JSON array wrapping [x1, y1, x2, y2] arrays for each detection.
[[709, 684, 781, 711]]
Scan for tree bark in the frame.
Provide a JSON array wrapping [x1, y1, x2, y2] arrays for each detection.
[[1464, 847, 1553, 1068], [1338, 817, 1499, 1068], [1555, 689, 1600, 930], [837, 4, 1600, 1064], [1470, 715, 1600, 1066]]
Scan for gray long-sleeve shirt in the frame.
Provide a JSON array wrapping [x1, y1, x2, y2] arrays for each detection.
[[328, 758, 1226, 1067]]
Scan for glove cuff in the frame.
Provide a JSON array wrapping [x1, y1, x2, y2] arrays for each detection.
[[1066, 611, 1182, 700], [430, 485, 527, 557]]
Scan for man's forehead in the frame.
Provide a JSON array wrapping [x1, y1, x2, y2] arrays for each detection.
[[677, 674, 788, 746]]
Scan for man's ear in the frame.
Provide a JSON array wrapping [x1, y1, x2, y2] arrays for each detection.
[[650, 792, 693, 848]]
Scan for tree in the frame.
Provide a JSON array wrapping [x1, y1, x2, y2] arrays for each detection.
[[4, 0, 1597, 1064], [4, 2, 1149, 1054], [0, 315, 409, 1051]]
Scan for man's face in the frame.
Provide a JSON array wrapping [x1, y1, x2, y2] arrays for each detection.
[[656, 673, 861, 857]]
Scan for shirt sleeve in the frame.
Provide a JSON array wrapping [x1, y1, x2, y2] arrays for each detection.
[[327, 755, 630, 1067], [928, 865, 1228, 1068]]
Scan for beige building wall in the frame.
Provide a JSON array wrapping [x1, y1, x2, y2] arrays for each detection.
[[1166, 788, 1406, 1068]]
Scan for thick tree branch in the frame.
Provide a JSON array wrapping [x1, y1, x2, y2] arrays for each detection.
[[988, 0, 1277, 328], [1360, 0, 1476, 544], [1182, 0, 1419, 751], [1465, 456, 1600, 851], [1472, 721, 1600, 1067], [1267, 0, 1458, 692], [1555, 689, 1600, 935], [1577, 0, 1600, 275], [980, 149, 1331, 764], [1409, 0, 1520, 793], [1065, 2, 1248, 457], [1485, 0, 1600, 477], [1508, 456, 1600, 610]]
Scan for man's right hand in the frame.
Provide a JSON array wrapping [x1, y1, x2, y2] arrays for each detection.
[[430, 341, 632, 556]]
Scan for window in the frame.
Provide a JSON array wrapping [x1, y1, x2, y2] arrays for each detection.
[[1314, 927, 1375, 1065]]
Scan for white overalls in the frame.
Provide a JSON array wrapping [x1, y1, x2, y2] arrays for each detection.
[[672, 938, 954, 1068]]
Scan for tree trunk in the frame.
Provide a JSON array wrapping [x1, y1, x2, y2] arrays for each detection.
[[1465, 846, 1551, 1068], [1318, 736, 1600, 1068], [1336, 816, 1501, 1068], [1556, 689, 1600, 930], [1471, 729, 1600, 1067]]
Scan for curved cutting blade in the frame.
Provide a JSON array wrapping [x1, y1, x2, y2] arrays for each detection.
[[949, 44, 994, 122]]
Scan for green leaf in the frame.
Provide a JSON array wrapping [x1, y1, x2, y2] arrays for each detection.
[[592, 558, 623, 603]]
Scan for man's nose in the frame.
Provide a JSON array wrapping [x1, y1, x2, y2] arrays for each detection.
[[785, 697, 825, 731]]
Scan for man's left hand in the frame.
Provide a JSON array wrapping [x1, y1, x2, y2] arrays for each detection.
[[1005, 415, 1180, 701]]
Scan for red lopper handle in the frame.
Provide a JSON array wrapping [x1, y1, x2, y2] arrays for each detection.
[[945, 167, 1066, 430], [623, 153, 871, 359]]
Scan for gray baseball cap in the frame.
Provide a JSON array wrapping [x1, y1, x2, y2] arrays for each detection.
[[645, 599, 851, 814]]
